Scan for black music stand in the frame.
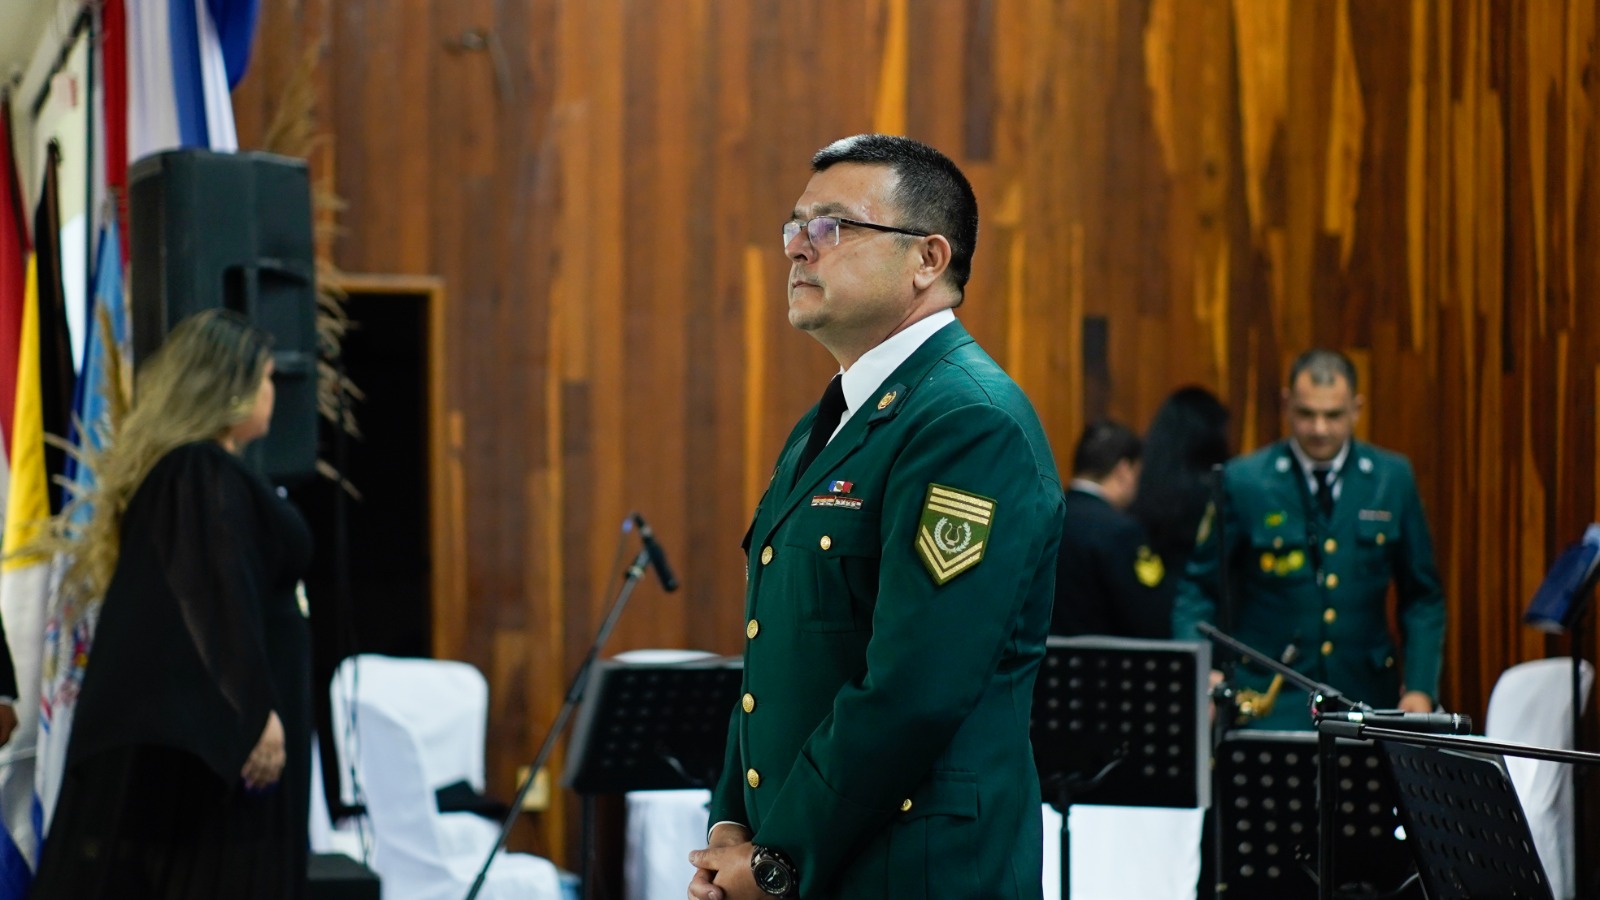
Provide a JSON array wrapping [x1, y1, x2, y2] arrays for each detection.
[[564, 655, 743, 899], [1382, 740, 1553, 900], [1214, 730, 1419, 900], [1521, 523, 1600, 892], [1031, 636, 1211, 899], [565, 655, 743, 792]]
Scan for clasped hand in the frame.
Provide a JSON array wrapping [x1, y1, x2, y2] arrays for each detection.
[[687, 823, 761, 900], [240, 710, 285, 790]]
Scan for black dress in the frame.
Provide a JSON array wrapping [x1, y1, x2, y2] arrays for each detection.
[[32, 441, 313, 899]]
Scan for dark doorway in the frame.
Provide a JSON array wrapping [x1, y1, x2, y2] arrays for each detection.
[[289, 285, 435, 816]]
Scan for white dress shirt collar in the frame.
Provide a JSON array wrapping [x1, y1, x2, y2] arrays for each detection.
[[830, 309, 957, 436]]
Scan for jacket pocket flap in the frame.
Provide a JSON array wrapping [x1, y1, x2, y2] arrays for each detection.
[[901, 773, 979, 820]]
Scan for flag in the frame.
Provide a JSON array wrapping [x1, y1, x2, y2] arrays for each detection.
[[31, 144, 74, 518], [0, 93, 30, 899], [127, 0, 260, 160], [0, 142, 75, 897], [102, 0, 129, 265], [35, 221, 126, 835], [0, 92, 30, 488], [0, 255, 50, 895]]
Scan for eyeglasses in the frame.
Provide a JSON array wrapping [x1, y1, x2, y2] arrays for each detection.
[[782, 216, 930, 251]]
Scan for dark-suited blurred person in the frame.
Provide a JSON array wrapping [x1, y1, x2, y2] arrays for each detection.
[[1129, 386, 1231, 582], [1129, 387, 1229, 900], [1053, 420, 1169, 637], [31, 310, 312, 900]]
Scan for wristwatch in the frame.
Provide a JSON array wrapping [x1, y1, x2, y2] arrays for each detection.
[[750, 844, 798, 897]]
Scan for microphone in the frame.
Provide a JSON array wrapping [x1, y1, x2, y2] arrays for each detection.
[[1317, 710, 1473, 735], [631, 513, 680, 593]]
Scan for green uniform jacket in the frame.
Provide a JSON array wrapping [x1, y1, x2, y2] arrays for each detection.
[[710, 321, 1063, 899], [1171, 439, 1446, 729]]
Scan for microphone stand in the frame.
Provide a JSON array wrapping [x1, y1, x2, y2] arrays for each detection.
[[1564, 548, 1600, 892], [1200, 465, 1232, 900], [1311, 724, 1600, 765], [464, 544, 654, 900], [1210, 465, 1236, 692], [1196, 623, 1371, 717], [1196, 623, 1371, 900]]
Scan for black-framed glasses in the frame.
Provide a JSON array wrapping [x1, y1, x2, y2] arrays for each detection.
[[782, 216, 930, 250]]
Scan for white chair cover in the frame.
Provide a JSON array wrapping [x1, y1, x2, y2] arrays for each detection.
[[1042, 804, 1204, 900], [1484, 656, 1595, 900], [624, 789, 713, 900], [330, 654, 563, 900]]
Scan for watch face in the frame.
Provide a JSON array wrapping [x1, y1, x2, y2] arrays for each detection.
[[753, 858, 793, 895]]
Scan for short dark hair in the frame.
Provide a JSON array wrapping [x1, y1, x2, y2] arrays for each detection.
[[1287, 348, 1358, 392], [811, 134, 979, 296], [1072, 420, 1142, 480]]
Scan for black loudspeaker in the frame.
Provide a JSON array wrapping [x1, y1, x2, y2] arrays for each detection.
[[128, 149, 318, 484]]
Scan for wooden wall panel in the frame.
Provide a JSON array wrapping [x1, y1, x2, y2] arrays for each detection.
[[231, 0, 1600, 872]]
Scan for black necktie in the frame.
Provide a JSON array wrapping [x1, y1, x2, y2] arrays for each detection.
[[1314, 467, 1336, 517], [794, 375, 847, 486]]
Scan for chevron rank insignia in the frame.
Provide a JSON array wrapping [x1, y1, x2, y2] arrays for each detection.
[[915, 484, 995, 585]]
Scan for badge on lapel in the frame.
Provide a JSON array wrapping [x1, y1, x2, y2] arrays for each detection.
[[915, 484, 994, 585], [812, 479, 864, 510]]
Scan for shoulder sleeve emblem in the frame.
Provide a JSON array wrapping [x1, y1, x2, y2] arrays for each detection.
[[1135, 546, 1165, 587], [915, 484, 995, 585]]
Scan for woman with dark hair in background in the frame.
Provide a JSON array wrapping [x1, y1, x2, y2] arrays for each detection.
[[1129, 385, 1231, 584], [30, 309, 312, 899]]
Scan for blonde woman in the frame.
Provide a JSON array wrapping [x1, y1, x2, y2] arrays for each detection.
[[32, 309, 312, 899]]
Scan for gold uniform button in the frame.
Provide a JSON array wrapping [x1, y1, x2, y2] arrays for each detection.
[[747, 768, 761, 788], [1321, 641, 1334, 656], [820, 535, 832, 550], [1375, 532, 1387, 546], [1325, 573, 1339, 589], [746, 619, 760, 639], [1323, 608, 1337, 624], [742, 693, 756, 713], [760, 546, 774, 565], [1324, 538, 1337, 554], [900, 799, 913, 812], [1273, 537, 1284, 549]]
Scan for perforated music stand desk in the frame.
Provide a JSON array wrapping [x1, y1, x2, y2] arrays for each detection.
[[1031, 636, 1211, 899], [1382, 740, 1553, 900], [564, 655, 743, 794], [1214, 730, 1419, 900]]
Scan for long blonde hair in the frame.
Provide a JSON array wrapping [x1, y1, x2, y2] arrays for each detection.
[[43, 308, 274, 604]]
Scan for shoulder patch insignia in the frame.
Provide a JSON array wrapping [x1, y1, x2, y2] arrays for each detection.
[[1135, 546, 1165, 587], [915, 484, 995, 585]]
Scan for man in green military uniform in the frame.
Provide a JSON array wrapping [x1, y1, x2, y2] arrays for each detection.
[[687, 136, 1062, 899], [1171, 349, 1445, 729]]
